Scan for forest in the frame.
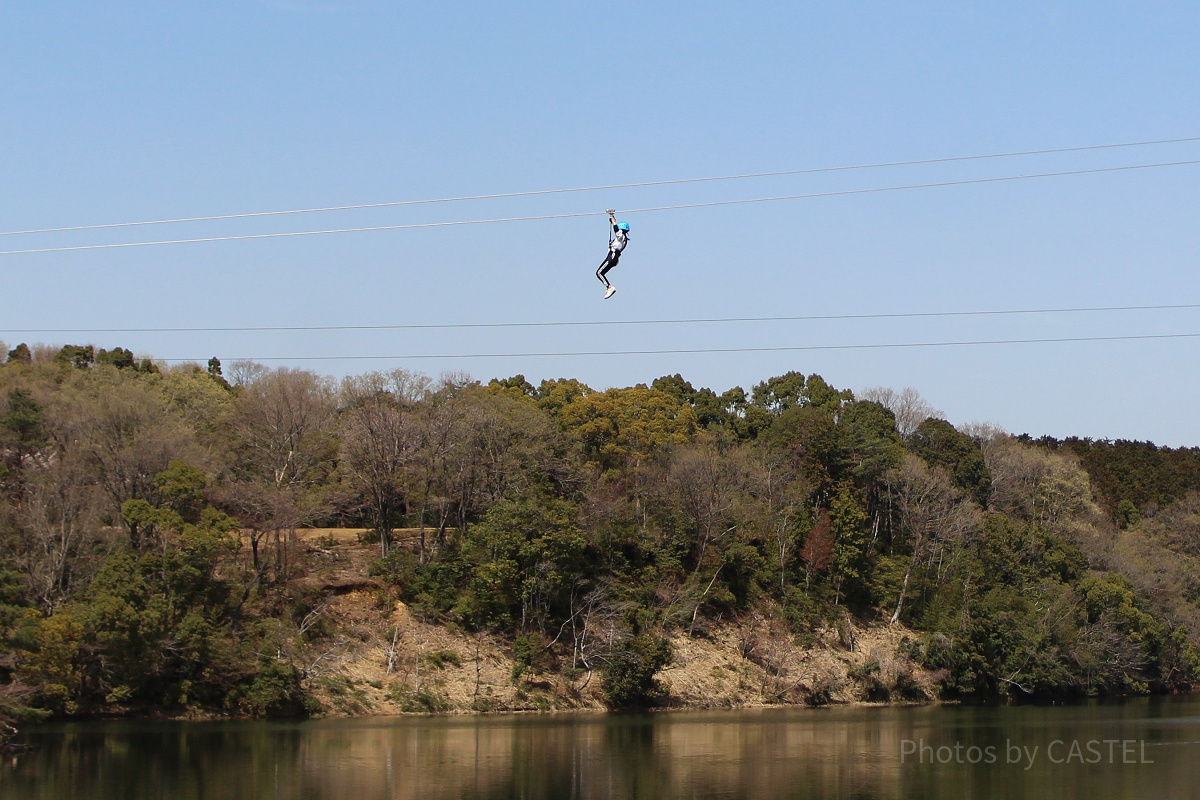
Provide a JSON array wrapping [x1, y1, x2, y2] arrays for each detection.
[[1, 340, 1199, 732]]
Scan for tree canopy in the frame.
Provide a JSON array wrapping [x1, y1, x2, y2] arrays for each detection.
[[1, 344, 1198, 722]]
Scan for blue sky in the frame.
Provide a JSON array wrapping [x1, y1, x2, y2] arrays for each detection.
[[3, 2, 1200, 444]]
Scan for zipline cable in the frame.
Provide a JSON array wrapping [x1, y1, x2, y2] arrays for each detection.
[[4, 302, 1200, 335], [154, 331, 1200, 362], [4, 159, 1199, 257], [4, 134, 1199, 238]]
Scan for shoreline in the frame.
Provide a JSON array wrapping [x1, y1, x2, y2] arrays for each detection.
[[15, 682, 1197, 731]]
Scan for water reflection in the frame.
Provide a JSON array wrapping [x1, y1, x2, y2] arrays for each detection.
[[4, 697, 1200, 799]]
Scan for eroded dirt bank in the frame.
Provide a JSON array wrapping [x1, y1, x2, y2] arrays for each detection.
[[295, 530, 941, 717]]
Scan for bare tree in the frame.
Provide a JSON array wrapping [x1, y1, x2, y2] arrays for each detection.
[[339, 370, 425, 557], [1, 383, 112, 612], [957, 421, 1007, 444], [859, 386, 942, 438], [159, 363, 237, 442], [411, 384, 473, 558], [746, 447, 810, 593], [226, 360, 269, 389], [56, 369, 198, 530], [979, 435, 1048, 518], [884, 453, 982, 624], [403, 378, 561, 558], [982, 435, 1101, 535], [222, 367, 337, 580], [467, 392, 557, 505], [663, 441, 751, 574], [9, 450, 110, 613], [567, 582, 627, 690]]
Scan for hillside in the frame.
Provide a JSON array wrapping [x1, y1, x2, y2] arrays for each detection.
[[1, 343, 1198, 738], [263, 529, 941, 717]]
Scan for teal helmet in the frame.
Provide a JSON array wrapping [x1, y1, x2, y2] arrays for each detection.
[[617, 221, 630, 232]]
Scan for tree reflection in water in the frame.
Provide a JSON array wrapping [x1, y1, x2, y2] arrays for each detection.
[[5, 697, 1199, 799]]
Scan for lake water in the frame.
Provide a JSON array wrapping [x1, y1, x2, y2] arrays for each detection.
[[3, 696, 1200, 799]]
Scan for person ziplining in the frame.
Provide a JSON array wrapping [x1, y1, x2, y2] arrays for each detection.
[[595, 209, 630, 299]]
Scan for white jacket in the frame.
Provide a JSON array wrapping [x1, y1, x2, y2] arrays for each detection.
[[610, 226, 628, 253]]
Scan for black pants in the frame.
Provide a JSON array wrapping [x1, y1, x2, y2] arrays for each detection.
[[596, 249, 621, 286]]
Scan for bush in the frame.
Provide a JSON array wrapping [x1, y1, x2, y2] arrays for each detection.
[[601, 634, 671, 708], [805, 677, 840, 706], [227, 661, 315, 718], [369, 549, 419, 590], [511, 633, 544, 681], [422, 649, 462, 670], [849, 660, 890, 702], [388, 684, 451, 713]]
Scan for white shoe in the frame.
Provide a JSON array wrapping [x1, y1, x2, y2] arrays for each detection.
[[604, 285, 617, 299]]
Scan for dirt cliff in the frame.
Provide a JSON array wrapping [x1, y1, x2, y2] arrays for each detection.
[[291, 530, 942, 717]]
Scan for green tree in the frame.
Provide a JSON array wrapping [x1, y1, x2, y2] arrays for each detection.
[[458, 495, 588, 633], [829, 485, 870, 605], [154, 461, 208, 524], [96, 348, 136, 370], [751, 371, 809, 415], [559, 386, 697, 474], [1, 388, 47, 490], [205, 358, 232, 391], [54, 345, 94, 370], [653, 375, 739, 429], [535, 377, 593, 419], [651, 374, 697, 406], [837, 400, 905, 487], [17, 501, 240, 713], [600, 633, 671, 708], [6, 343, 32, 366], [487, 374, 538, 400], [911, 418, 992, 507]]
